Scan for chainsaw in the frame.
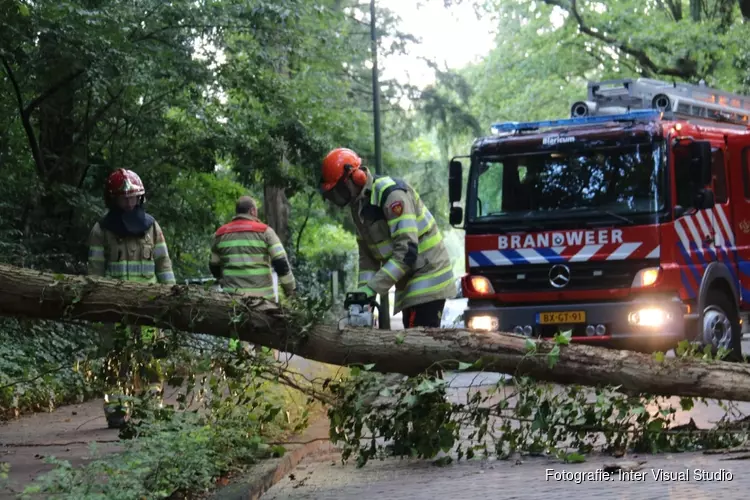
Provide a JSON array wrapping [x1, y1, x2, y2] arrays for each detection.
[[340, 291, 380, 329]]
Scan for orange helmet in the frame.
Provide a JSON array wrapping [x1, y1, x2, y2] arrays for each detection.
[[321, 148, 362, 191], [320, 148, 366, 207]]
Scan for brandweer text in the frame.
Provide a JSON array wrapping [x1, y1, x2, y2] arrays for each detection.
[[499, 229, 624, 249]]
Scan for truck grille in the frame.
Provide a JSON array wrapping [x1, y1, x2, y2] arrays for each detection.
[[476, 261, 651, 293]]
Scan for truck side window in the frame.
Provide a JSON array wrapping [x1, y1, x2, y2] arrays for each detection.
[[476, 161, 503, 216], [711, 149, 727, 203], [674, 147, 694, 209]]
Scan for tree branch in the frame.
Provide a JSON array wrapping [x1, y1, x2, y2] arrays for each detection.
[[295, 191, 316, 256], [740, 0, 750, 19], [24, 68, 86, 115], [45, 87, 125, 184], [542, 0, 696, 79], [660, 0, 682, 20], [1, 57, 45, 176], [69, 87, 126, 156]]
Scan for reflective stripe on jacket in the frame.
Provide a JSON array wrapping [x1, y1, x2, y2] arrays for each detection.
[[351, 168, 455, 314], [87, 220, 176, 284], [210, 214, 295, 299]]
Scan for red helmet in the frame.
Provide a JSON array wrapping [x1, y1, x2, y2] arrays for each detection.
[[106, 169, 145, 198], [321, 148, 361, 191]]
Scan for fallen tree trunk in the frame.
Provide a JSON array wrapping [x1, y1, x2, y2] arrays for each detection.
[[1, 263, 750, 401]]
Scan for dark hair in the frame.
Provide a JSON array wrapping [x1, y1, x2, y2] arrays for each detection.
[[236, 195, 257, 214]]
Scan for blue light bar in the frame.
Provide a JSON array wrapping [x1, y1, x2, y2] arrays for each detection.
[[490, 109, 663, 134]]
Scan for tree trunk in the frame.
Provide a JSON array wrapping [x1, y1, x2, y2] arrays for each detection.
[[263, 183, 291, 246], [2, 263, 750, 401], [689, 0, 701, 21]]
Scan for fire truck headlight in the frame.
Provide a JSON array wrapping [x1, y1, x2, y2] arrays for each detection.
[[628, 308, 671, 327], [469, 276, 495, 295], [468, 315, 498, 331], [632, 267, 660, 288]]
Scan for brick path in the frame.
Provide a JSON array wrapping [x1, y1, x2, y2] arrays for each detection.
[[263, 331, 750, 499], [264, 372, 750, 500], [263, 450, 744, 499], [0, 352, 326, 499]]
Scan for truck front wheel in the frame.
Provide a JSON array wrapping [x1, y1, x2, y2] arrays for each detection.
[[698, 293, 743, 362]]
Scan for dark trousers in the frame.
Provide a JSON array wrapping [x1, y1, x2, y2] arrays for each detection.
[[402, 299, 446, 329], [402, 299, 446, 379]]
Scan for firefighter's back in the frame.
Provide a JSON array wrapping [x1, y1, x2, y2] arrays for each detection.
[[212, 216, 276, 300]]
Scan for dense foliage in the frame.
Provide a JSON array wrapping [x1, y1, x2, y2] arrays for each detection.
[[327, 337, 747, 468], [0, 0, 458, 496], [5, 0, 750, 496]]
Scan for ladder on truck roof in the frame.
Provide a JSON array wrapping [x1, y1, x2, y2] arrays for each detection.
[[571, 78, 750, 128]]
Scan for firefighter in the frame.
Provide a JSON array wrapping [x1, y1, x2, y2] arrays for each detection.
[[210, 196, 296, 360], [87, 168, 176, 428], [320, 147, 455, 330], [209, 195, 296, 299]]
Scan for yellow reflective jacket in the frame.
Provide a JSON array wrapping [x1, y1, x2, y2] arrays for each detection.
[[87, 220, 175, 284], [351, 168, 455, 314], [209, 214, 296, 299]]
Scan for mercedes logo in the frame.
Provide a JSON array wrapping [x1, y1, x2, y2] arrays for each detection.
[[548, 264, 571, 288]]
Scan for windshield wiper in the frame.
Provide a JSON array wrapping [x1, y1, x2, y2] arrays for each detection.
[[480, 213, 546, 231], [585, 209, 635, 225]]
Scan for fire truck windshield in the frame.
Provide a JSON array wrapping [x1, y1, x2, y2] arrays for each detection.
[[468, 140, 667, 225]]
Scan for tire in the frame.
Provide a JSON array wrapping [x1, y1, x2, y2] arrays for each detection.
[[698, 292, 743, 362]]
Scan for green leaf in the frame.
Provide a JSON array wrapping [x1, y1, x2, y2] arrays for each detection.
[[395, 334, 405, 345], [647, 419, 665, 432], [416, 379, 437, 394], [652, 351, 665, 363], [679, 397, 694, 411], [631, 406, 647, 415], [17, 2, 30, 16], [524, 338, 537, 352], [362, 363, 375, 371], [404, 394, 419, 407], [457, 361, 473, 371], [564, 452, 586, 463], [554, 331, 571, 345], [676, 340, 691, 357], [547, 345, 560, 368]]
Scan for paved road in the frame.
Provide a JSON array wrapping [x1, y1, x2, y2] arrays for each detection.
[[263, 449, 743, 499], [262, 329, 750, 499], [0, 351, 328, 499]]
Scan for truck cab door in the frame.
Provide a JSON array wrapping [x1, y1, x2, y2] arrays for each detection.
[[725, 135, 750, 309], [707, 146, 729, 253], [673, 142, 718, 300]]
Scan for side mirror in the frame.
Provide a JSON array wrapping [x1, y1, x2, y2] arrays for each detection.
[[694, 187, 715, 210], [448, 160, 463, 203], [449, 206, 463, 226], [689, 141, 712, 187]]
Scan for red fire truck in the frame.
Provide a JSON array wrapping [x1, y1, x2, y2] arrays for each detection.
[[448, 78, 750, 359]]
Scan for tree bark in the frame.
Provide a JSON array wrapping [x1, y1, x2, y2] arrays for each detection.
[[2, 263, 750, 401], [263, 183, 291, 246]]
